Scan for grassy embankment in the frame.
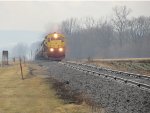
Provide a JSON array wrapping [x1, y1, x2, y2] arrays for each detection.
[[0, 62, 89, 113], [88, 58, 150, 76]]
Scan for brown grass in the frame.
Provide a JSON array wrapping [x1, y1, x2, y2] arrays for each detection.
[[87, 58, 150, 76], [0, 63, 90, 113]]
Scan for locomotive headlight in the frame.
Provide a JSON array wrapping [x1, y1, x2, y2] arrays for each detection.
[[59, 48, 63, 52], [50, 48, 54, 52], [53, 33, 58, 38]]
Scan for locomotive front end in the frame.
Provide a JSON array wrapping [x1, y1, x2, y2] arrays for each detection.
[[45, 32, 65, 60]]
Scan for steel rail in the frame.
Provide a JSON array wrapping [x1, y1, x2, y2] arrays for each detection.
[[59, 62, 150, 91], [66, 61, 150, 80]]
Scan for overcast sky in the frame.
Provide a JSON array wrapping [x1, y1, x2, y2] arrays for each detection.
[[0, 1, 150, 32], [0, 1, 150, 57]]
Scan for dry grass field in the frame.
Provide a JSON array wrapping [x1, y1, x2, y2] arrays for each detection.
[[0, 63, 89, 113], [87, 58, 150, 76]]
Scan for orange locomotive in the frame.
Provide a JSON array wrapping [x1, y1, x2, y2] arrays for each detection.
[[36, 32, 65, 61]]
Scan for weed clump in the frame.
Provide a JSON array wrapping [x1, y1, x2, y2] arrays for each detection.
[[51, 78, 84, 104]]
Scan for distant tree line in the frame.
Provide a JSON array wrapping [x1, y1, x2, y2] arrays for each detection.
[[59, 6, 150, 59], [12, 43, 28, 59], [11, 41, 41, 60]]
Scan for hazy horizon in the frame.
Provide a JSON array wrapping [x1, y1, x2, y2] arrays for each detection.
[[0, 1, 150, 59]]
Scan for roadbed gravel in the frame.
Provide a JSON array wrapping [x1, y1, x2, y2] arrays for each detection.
[[35, 61, 150, 113]]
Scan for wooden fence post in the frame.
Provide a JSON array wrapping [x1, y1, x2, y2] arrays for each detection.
[[19, 58, 24, 80]]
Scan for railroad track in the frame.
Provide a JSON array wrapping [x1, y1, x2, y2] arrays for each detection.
[[60, 61, 150, 91]]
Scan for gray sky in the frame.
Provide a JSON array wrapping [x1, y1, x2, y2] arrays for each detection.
[[0, 1, 150, 55]]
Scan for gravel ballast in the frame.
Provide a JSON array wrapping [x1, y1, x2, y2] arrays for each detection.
[[37, 61, 150, 113]]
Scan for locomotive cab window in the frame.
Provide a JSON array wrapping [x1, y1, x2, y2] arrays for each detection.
[[51, 36, 64, 41]]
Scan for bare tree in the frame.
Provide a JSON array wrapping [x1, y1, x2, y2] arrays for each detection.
[[57, 7, 150, 59], [60, 18, 80, 35], [12, 43, 28, 59], [30, 41, 41, 60], [129, 16, 150, 40], [83, 17, 96, 29], [112, 6, 131, 33], [112, 6, 131, 46]]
